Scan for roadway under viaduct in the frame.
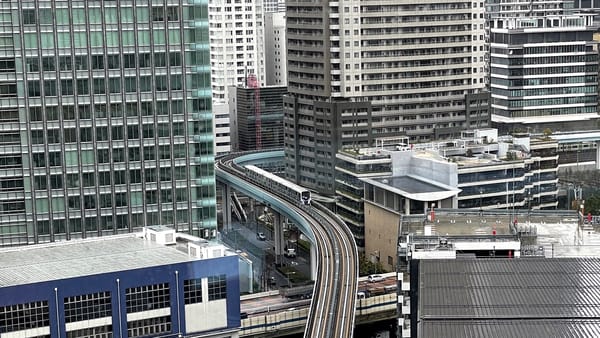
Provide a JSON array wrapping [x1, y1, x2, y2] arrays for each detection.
[[238, 290, 398, 337], [217, 150, 318, 279]]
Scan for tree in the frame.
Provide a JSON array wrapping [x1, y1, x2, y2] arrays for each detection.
[[358, 253, 384, 275], [585, 194, 600, 215]]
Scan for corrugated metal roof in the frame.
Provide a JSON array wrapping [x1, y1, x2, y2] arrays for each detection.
[[421, 320, 600, 338], [418, 259, 600, 337], [0, 235, 193, 287]]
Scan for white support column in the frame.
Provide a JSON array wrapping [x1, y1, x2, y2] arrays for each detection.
[[404, 198, 410, 215], [223, 184, 232, 231]]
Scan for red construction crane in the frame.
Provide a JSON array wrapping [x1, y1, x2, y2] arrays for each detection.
[[247, 74, 261, 149]]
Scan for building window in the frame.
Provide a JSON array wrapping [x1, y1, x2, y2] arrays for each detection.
[[64, 291, 112, 323], [30, 130, 44, 144], [50, 174, 63, 189], [184, 278, 203, 304], [26, 57, 39, 72], [152, 7, 165, 21], [66, 325, 113, 338], [159, 167, 171, 182], [22, 9, 36, 25], [207, 274, 227, 301], [169, 52, 181, 66], [61, 79, 74, 95], [77, 79, 89, 95], [0, 301, 49, 333], [130, 169, 142, 184], [170, 74, 182, 90], [38, 220, 50, 235], [127, 316, 171, 337], [28, 81, 41, 97], [167, 7, 179, 21], [125, 283, 170, 313], [145, 168, 157, 182], [42, 57, 55, 71], [84, 195, 96, 209]]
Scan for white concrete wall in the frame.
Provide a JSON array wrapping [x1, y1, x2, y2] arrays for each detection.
[[185, 299, 228, 333], [391, 151, 458, 187], [264, 11, 287, 86], [214, 103, 231, 155]]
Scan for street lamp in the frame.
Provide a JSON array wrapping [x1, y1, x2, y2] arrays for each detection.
[[234, 227, 238, 250], [372, 251, 380, 273], [286, 271, 296, 287], [479, 189, 483, 216], [527, 190, 531, 223]]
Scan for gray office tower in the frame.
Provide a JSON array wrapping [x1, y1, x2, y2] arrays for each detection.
[[487, 1, 600, 134], [283, 0, 489, 195], [0, 1, 215, 246]]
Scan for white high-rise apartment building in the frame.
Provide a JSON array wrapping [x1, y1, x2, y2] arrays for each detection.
[[263, 0, 285, 13], [265, 11, 287, 86], [284, 0, 489, 194], [208, 0, 266, 104]]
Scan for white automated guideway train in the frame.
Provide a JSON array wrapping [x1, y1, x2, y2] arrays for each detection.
[[243, 165, 311, 205]]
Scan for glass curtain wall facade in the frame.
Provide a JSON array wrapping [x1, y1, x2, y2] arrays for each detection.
[[486, 0, 599, 133], [0, 0, 215, 246], [489, 21, 599, 128]]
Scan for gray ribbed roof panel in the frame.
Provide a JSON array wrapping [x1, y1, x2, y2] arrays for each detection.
[[421, 320, 600, 338], [420, 258, 600, 319], [0, 235, 193, 287]]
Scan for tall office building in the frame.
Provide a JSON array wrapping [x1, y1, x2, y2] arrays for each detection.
[[228, 85, 287, 151], [488, 4, 599, 133], [284, 0, 489, 194], [0, 1, 215, 246]]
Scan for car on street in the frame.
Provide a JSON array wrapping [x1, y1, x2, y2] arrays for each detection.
[[256, 232, 266, 241], [368, 274, 384, 283], [284, 248, 296, 258]]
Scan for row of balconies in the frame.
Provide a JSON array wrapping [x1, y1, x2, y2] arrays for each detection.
[[362, 25, 471, 36], [362, 18, 473, 30], [362, 40, 472, 51], [362, 47, 472, 59], [363, 83, 472, 94], [362, 74, 472, 86], [362, 59, 472, 71]]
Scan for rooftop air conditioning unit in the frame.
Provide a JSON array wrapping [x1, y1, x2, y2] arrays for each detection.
[[144, 226, 176, 245]]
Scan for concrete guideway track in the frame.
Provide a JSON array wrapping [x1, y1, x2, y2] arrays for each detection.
[[216, 152, 359, 338]]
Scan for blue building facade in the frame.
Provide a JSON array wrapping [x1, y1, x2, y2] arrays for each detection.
[[0, 255, 240, 337]]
